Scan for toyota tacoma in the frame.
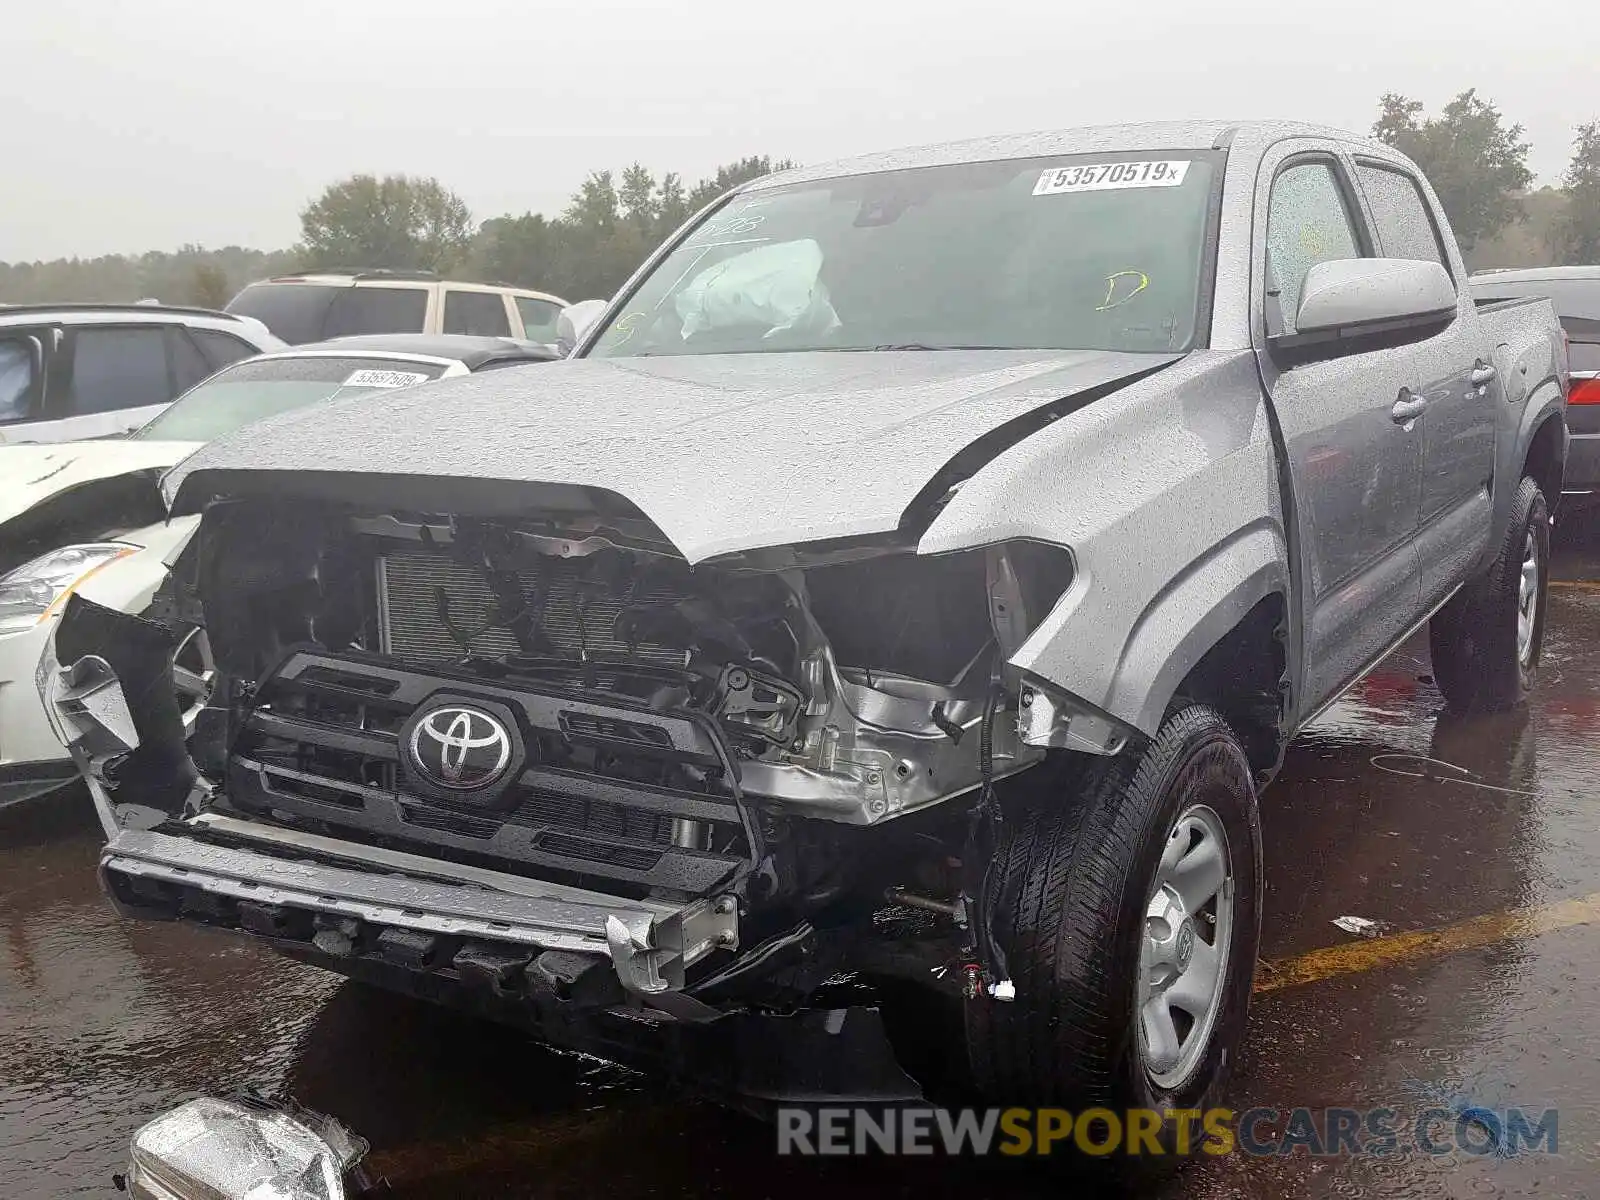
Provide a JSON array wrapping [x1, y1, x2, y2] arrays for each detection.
[[40, 121, 1567, 1161]]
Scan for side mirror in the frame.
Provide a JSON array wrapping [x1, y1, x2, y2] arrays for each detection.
[[1292, 258, 1457, 337], [556, 299, 609, 357]]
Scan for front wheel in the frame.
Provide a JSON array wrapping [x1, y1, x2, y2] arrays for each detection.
[[1430, 476, 1549, 713], [964, 706, 1262, 1169]]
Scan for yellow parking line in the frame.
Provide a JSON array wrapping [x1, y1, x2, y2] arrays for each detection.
[[1549, 579, 1600, 592], [1255, 891, 1600, 993]]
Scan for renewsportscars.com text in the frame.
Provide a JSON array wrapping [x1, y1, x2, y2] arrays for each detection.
[[776, 1106, 1559, 1158]]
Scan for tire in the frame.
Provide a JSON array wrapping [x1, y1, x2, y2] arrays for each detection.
[[964, 706, 1262, 1171], [1429, 476, 1549, 713]]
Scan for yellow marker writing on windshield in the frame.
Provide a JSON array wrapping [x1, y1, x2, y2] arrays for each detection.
[[1096, 270, 1149, 311], [610, 312, 647, 344]]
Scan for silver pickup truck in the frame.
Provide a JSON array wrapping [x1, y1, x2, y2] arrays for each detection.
[[42, 120, 1566, 1165]]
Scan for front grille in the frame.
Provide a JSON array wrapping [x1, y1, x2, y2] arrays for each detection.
[[228, 650, 749, 899], [379, 551, 691, 668]]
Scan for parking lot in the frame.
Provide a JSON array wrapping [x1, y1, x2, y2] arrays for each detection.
[[0, 514, 1593, 1198]]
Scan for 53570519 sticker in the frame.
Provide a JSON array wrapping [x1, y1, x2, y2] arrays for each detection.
[[1033, 160, 1191, 196]]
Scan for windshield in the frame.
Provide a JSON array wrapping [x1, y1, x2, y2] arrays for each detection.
[[589, 152, 1219, 358], [131, 355, 447, 442]]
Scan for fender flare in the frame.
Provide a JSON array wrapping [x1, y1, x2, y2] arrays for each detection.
[[1098, 523, 1289, 738], [1492, 375, 1567, 540], [1516, 377, 1567, 472]]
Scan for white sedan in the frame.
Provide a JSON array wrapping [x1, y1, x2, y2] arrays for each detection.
[[0, 334, 556, 809]]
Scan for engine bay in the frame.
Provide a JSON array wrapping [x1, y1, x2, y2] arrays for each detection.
[[68, 493, 1076, 962], [192, 499, 1066, 825]]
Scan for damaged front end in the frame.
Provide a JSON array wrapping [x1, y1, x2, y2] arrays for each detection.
[[41, 491, 1111, 1105]]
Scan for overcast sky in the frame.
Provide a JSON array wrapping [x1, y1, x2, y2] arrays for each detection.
[[4, 0, 1594, 262]]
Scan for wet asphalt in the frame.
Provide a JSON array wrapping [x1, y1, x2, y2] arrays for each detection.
[[4, 520, 1600, 1198]]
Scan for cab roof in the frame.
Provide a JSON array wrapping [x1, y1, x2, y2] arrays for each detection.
[[747, 120, 1385, 190]]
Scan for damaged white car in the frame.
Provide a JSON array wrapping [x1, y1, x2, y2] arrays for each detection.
[[40, 121, 1567, 1169]]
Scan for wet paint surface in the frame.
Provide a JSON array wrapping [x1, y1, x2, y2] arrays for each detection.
[[4, 523, 1600, 1198]]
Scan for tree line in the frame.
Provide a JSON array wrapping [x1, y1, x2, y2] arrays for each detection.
[[0, 156, 790, 309], [1374, 89, 1600, 264], [2, 91, 1599, 311]]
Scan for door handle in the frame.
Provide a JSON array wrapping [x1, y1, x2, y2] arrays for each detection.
[[1392, 392, 1427, 424], [1470, 361, 1497, 386]]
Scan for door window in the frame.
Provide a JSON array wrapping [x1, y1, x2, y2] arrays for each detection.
[[68, 327, 171, 415], [515, 296, 562, 342], [193, 329, 260, 370], [169, 329, 215, 395], [443, 290, 512, 337], [324, 286, 428, 337], [1354, 163, 1451, 272], [1266, 162, 1364, 333], [0, 337, 37, 422]]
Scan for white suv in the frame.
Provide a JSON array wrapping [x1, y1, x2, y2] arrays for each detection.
[[0, 303, 283, 444], [226, 271, 570, 345]]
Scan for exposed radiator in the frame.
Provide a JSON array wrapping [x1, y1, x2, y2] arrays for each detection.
[[377, 550, 691, 668]]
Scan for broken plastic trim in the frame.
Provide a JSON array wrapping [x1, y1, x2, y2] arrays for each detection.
[[44, 594, 197, 823]]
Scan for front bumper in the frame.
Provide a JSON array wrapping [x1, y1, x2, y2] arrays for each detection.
[[99, 811, 736, 997], [38, 599, 755, 1007], [41, 596, 931, 1108], [93, 806, 924, 1109]]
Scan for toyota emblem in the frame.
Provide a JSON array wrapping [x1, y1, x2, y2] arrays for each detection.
[[408, 705, 513, 791]]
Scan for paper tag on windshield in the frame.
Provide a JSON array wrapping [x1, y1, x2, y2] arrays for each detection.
[[1033, 160, 1191, 196], [342, 368, 429, 389]]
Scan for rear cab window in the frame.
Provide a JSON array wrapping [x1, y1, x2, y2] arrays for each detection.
[[1353, 162, 1453, 277]]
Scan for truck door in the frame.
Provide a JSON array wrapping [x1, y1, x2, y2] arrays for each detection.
[[1351, 159, 1496, 609], [1254, 148, 1424, 713]]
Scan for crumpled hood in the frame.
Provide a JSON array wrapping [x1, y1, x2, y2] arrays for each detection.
[[0, 440, 202, 526], [164, 350, 1181, 562]]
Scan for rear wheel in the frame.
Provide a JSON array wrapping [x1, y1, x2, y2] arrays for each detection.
[[1430, 476, 1549, 712], [964, 706, 1262, 1171]]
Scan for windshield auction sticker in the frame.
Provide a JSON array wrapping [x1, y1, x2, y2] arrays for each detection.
[[1033, 160, 1191, 195], [341, 368, 431, 389]]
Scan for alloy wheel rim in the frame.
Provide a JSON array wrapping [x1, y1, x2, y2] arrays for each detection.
[[1517, 530, 1539, 667], [172, 627, 216, 736], [1136, 802, 1235, 1091]]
